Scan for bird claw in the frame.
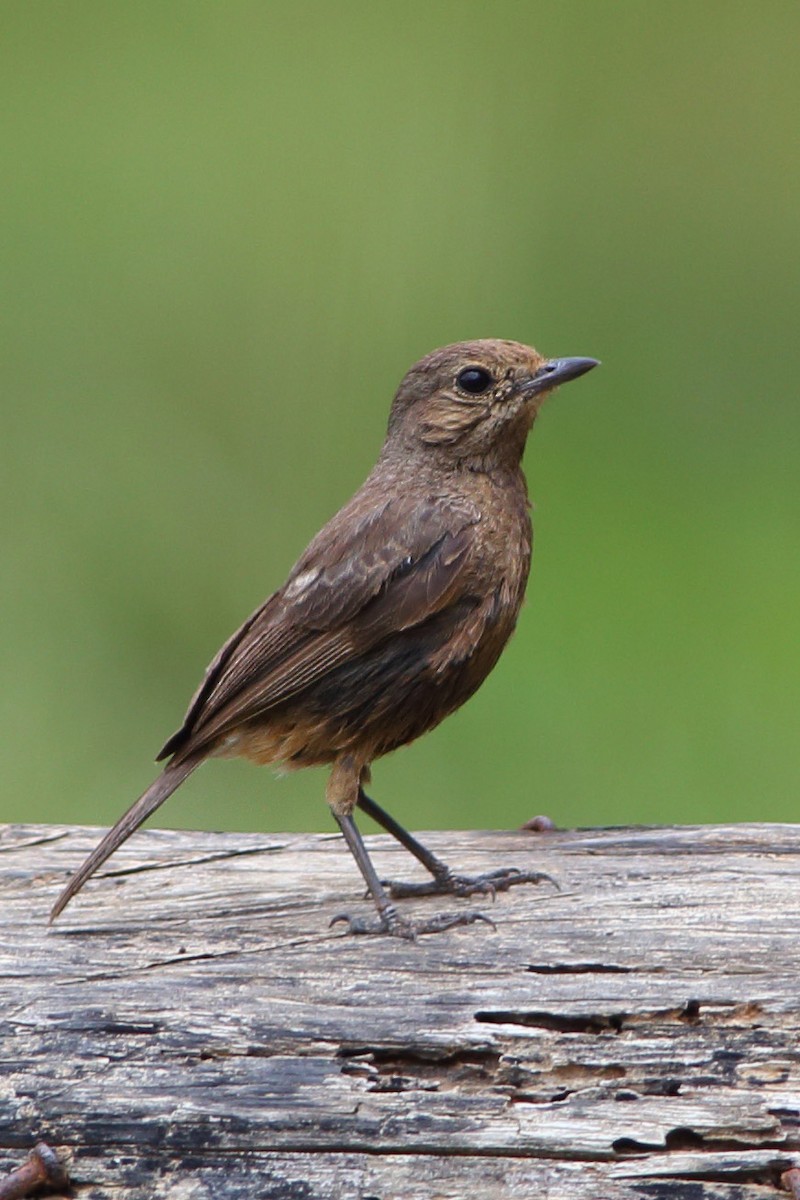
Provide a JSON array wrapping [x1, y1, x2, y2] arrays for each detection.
[[330, 908, 495, 939], [331, 909, 417, 939], [383, 865, 558, 900]]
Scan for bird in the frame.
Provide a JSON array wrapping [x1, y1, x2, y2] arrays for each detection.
[[51, 339, 598, 938]]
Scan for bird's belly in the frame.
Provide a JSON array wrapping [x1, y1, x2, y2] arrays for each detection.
[[224, 596, 518, 770]]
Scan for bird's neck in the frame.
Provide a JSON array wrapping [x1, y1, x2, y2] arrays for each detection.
[[378, 442, 528, 496]]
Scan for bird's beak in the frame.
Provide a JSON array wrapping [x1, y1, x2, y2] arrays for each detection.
[[521, 356, 600, 397]]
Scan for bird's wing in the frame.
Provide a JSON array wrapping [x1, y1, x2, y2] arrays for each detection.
[[159, 492, 480, 759]]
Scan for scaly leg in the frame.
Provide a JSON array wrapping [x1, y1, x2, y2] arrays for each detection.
[[357, 788, 557, 900], [327, 758, 493, 939]]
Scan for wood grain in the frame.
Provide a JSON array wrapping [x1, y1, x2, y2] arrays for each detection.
[[1, 821, 798, 1197]]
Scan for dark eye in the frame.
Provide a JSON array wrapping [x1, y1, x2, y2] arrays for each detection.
[[456, 366, 493, 395]]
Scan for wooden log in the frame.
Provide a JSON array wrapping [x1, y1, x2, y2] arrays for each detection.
[[1, 821, 799, 1198]]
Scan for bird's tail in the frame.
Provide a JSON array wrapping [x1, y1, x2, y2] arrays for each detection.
[[49, 756, 202, 922]]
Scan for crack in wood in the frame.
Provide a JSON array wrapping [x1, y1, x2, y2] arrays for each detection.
[[526, 961, 634, 975], [474, 1001, 766, 1036], [89, 842, 291, 880], [614, 1128, 794, 1157], [475, 1008, 626, 1033]]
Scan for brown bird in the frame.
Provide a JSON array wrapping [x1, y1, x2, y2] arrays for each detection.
[[51, 340, 598, 937]]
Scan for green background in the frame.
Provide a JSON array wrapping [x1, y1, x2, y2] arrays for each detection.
[[2, 3, 798, 837]]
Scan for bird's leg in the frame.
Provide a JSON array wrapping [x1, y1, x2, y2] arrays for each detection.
[[357, 787, 557, 900], [328, 758, 492, 938]]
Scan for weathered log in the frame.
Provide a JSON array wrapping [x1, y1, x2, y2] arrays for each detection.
[[1, 821, 799, 1198]]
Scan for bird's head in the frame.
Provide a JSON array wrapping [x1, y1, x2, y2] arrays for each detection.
[[386, 339, 598, 470]]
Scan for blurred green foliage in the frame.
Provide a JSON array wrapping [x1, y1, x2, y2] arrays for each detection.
[[1, 2, 798, 836]]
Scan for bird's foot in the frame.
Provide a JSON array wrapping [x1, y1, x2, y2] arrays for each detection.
[[330, 904, 494, 940], [384, 865, 557, 901]]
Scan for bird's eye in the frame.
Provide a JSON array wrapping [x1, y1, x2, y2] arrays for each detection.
[[456, 366, 493, 395]]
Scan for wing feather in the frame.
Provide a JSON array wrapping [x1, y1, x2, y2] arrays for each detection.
[[160, 490, 480, 759]]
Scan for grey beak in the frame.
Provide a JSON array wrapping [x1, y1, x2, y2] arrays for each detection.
[[523, 356, 600, 396]]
